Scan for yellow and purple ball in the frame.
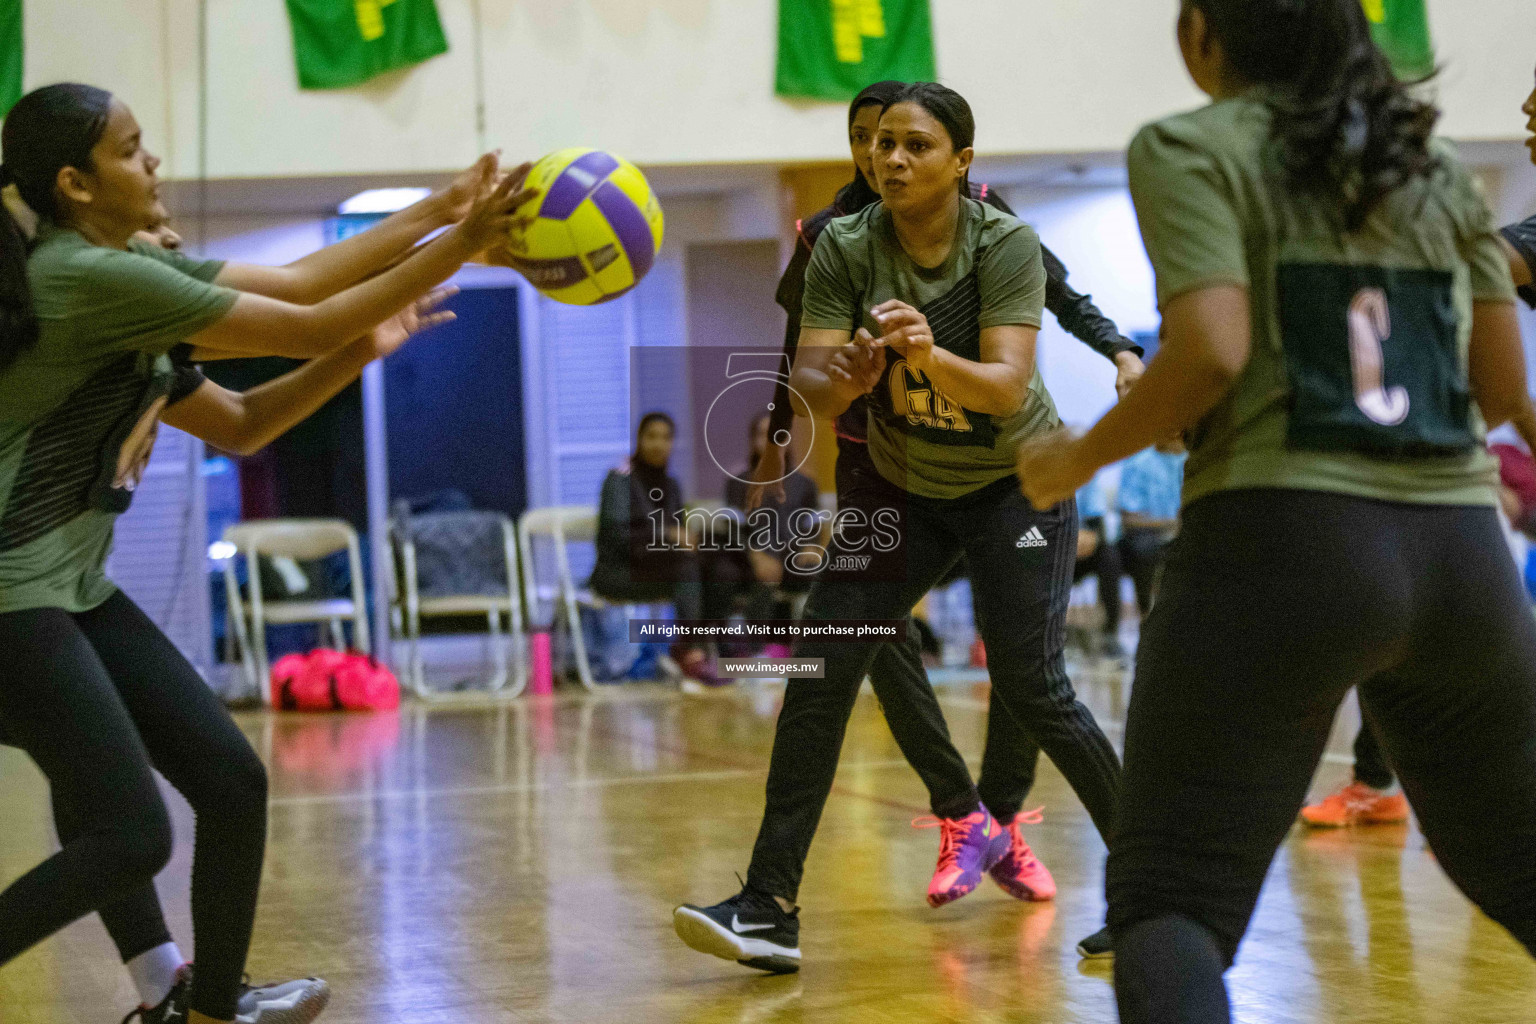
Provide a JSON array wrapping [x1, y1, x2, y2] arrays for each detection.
[[504, 148, 665, 306]]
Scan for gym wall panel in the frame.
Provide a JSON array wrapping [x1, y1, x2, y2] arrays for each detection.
[[197, 0, 481, 179], [683, 240, 785, 499], [26, 2, 1532, 182], [23, 1, 173, 165]]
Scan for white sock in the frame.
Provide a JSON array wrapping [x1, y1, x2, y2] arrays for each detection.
[[127, 943, 185, 1008]]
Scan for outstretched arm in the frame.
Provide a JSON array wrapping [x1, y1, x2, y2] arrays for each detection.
[[185, 169, 528, 360], [1018, 285, 1251, 509], [1040, 243, 1146, 397], [163, 289, 455, 456], [214, 155, 523, 303]]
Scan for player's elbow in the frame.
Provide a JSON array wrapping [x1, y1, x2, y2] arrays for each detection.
[[973, 370, 1029, 417], [224, 427, 272, 459], [269, 265, 330, 305]]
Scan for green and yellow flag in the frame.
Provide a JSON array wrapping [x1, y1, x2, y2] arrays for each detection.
[[1362, 0, 1435, 81], [286, 0, 449, 90], [0, 0, 21, 118], [776, 0, 936, 102]]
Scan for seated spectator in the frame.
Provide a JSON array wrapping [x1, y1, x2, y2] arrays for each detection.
[[1116, 440, 1187, 618], [590, 412, 736, 686], [724, 413, 822, 640], [1072, 472, 1124, 659]]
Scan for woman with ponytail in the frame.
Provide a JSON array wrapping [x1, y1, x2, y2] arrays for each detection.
[[1017, 3, 1536, 1019], [0, 83, 529, 1024]]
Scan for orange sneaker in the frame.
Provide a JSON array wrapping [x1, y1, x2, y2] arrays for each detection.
[[1299, 781, 1409, 827]]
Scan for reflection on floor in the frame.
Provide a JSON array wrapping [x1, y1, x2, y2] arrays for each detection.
[[2, 657, 1532, 1023]]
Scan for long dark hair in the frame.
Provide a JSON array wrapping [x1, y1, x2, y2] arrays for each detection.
[[832, 80, 907, 214], [0, 83, 114, 369], [882, 82, 976, 198], [632, 411, 675, 468], [1185, 0, 1439, 231]]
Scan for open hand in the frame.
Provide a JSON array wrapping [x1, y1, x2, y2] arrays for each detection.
[[457, 160, 536, 256], [827, 329, 885, 395], [437, 152, 501, 223], [1016, 427, 1094, 511], [371, 287, 458, 358]]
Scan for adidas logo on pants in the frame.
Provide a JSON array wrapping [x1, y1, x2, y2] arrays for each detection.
[[1015, 526, 1048, 549]]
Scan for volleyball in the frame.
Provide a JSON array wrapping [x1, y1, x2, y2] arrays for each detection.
[[503, 148, 665, 305]]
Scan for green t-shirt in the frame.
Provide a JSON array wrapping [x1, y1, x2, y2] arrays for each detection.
[[0, 226, 233, 613], [1129, 95, 1516, 509], [801, 197, 1054, 499]]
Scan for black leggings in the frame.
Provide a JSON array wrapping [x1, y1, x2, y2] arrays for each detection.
[[0, 592, 267, 1021], [52, 791, 174, 964], [746, 464, 1121, 901], [831, 444, 1039, 826], [1117, 526, 1172, 618], [1351, 714, 1395, 791], [865, 619, 1043, 825], [1109, 490, 1536, 1024], [1073, 516, 1122, 633]]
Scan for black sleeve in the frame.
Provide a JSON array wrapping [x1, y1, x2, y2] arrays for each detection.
[[768, 234, 817, 443], [166, 347, 207, 407], [1039, 243, 1142, 361], [974, 181, 1141, 363], [595, 471, 632, 562], [1502, 216, 1536, 310]]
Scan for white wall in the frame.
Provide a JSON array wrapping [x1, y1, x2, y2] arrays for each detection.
[[23, 1, 1536, 181], [1002, 183, 1160, 427]]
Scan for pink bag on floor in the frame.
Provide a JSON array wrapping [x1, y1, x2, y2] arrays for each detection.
[[273, 649, 400, 711]]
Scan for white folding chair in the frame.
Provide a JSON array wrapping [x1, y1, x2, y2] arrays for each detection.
[[223, 518, 368, 706], [518, 506, 605, 690], [388, 509, 527, 701]]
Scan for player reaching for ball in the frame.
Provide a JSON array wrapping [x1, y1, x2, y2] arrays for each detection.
[[0, 82, 530, 1024]]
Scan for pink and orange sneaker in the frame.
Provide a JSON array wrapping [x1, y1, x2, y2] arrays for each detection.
[[1300, 781, 1410, 827], [915, 808, 1011, 907], [988, 808, 1056, 902]]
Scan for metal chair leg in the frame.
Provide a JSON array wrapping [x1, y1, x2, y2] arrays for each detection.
[[486, 609, 509, 691], [564, 590, 598, 690]]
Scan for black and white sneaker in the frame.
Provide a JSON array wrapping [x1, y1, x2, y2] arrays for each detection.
[[1076, 925, 1114, 960], [674, 886, 801, 974], [125, 966, 330, 1024], [236, 974, 331, 1023], [121, 969, 191, 1024]]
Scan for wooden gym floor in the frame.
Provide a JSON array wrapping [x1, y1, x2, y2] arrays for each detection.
[[2, 660, 1534, 1023]]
